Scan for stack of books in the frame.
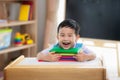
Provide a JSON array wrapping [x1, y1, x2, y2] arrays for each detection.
[[50, 47, 81, 62]]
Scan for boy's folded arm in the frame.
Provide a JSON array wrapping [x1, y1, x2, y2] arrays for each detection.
[[37, 52, 45, 60], [37, 52, 61, 61], [37, 52, 51, 61], [88, 52, 96, 60], [74, 52, 96, 62], [76, 45, 96, 61], [37, 46, 96, 62]]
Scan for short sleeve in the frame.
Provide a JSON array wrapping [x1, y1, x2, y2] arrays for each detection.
[[81, 44, 93, 54], [40, 45, 54, 55]]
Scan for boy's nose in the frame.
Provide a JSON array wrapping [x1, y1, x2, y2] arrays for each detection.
[[64, 37, 69, 40]]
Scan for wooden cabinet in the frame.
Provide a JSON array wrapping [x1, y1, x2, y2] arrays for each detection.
[[0, 0, 37, 70]]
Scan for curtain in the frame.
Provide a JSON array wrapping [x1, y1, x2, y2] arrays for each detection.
[[43, 0, 66, 48]]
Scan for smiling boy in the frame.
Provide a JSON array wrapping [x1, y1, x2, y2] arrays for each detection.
[[37, 19, 96, 62]]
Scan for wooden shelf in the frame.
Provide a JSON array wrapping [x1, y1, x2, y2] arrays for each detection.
[[0, 0, 37, 71], [0, 20, 36, 27], [0, 44, 36, 54], [0, 0, 37, 56]]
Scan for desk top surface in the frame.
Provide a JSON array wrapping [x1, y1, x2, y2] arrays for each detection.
[[5, 55, 103, 68], [13, 57, 102, 68]]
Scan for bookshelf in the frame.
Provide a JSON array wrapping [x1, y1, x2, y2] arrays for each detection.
[[0, 0, 37, 70]]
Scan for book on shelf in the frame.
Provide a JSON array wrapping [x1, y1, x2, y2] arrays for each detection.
[[22, 1, 33, 20], [18, 4, 30, 21], [8, 3, 21, 21], [8, 1, 33, 21], [0, 3, 8, 23]]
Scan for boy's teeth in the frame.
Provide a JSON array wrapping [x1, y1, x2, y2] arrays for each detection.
[[63, 42, 70, 45]]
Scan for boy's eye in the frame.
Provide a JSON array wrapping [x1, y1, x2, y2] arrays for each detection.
[[68, 34, 73, 37], [59, 34, 73, 37], [68, 35, 72, 37], [60, 34, 65, 37]]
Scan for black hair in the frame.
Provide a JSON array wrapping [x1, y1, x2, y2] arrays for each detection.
[[57, 19, 80, 35]]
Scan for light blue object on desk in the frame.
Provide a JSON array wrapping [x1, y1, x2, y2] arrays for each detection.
[[0, 28, 12, 50]]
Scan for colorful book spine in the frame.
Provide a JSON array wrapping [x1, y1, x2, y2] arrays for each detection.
[[22, 1, 33, 20], [19, 4, 30, 21], [49, 46, 81, 61], [60, 55, 77, 61]]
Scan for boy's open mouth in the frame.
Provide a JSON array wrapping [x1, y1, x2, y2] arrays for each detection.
[[62, 41, 71, 47]]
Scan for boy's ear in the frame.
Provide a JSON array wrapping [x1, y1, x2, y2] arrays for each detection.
[[76, 35, 80, 41], [77, 35, 80, 39]]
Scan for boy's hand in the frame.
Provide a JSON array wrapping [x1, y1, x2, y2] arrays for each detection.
[[74, 51, 89, 62], [45, 52, 61, 62]]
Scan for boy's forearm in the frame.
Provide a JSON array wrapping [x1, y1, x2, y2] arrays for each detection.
[[37, 53, 46, 60], [86, 53, 96, 61]]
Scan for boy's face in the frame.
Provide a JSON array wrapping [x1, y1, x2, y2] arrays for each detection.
[[57, 26, 79, 49]]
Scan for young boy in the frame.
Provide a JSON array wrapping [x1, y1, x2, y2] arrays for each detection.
[[37, 19, 96, 62]]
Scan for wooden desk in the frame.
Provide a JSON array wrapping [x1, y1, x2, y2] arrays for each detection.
[[4, 55, 105, 80]]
